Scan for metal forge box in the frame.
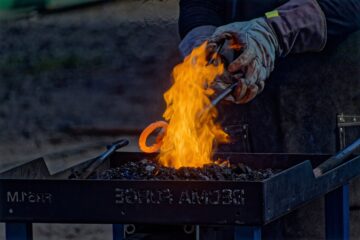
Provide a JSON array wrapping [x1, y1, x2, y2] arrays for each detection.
[[0, 150, 360, 240]]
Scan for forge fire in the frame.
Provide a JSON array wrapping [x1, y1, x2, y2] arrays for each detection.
[[139, 43, 229, 169]]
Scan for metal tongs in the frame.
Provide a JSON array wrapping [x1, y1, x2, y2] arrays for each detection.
[[206, 41, 239, 109], [69, 139, 129, 179]]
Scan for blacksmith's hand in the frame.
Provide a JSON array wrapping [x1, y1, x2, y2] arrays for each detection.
[[208, 18, 278, 104], [208, 0, 327, 104], [179, 25, 216, 58]]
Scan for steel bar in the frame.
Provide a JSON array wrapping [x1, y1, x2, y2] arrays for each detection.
[[206, 40, 225, 66], [211, 82, 238, 107], [313, 137, 360, 177], [204, 40, 238, 110], [199, 82, 238, 116], [79, 139, 129, 179]]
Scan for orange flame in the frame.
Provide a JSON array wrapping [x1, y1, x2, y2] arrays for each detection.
[[156, 42, 229, 169]]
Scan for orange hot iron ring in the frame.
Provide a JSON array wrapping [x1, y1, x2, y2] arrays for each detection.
[[138, 121, 168, 153]]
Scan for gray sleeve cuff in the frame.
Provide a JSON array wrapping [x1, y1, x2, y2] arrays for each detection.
[[178, 25, 216, 58], [265, 0, 327, 57]]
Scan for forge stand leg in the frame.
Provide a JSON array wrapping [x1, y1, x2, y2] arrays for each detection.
[[198, 226, 230, 240], [5, 223, 33, 240], [113, 224, 124, 240], [325, 184, 350, 240], [234, 226, 262, 240], [199, 226, 261, 240]]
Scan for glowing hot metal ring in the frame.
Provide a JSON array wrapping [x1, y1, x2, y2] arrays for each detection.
[[139, 121, 168, 153]]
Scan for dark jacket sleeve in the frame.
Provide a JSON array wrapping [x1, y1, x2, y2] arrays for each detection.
[[318, 0, 360, 37], [179, 0, 225, 39]]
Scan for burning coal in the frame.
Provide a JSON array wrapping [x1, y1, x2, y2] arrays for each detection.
[[139, 42, 229, 169]]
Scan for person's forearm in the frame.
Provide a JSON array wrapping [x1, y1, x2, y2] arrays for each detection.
[[265, 0, 327, 56], [317, 0, 360, 37], [179, 0, 225, 39]]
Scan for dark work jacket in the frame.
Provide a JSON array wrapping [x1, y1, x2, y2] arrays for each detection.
[[179, 0, 360, 41], [178, 0, 360, 154]]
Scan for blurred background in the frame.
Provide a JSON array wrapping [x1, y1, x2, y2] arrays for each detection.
[[0, 0, 179, 239], [0, 0, 180, 167]]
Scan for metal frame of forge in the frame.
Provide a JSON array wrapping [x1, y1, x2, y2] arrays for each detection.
[[324, 113, 360, 240], [3, 114, 360, 240], [109, 114, 360, 240]]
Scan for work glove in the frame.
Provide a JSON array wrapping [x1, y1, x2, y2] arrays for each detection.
[[179, 25, 216, 58], [208, 0, 327, 104], [208, 18, 277, 104]]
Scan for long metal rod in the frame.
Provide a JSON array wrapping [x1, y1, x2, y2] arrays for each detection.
[[206, 40, 225, 66], [206, 40, 238, 108], [199, 82, 238, 116], [80, 139, 129, 179], [313, 137, 360, 177], [211, 82, 238, 107]]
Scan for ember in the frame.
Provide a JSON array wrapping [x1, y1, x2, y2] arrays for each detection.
[[100, 159, 276, 181], [139, 42, 229, 169]]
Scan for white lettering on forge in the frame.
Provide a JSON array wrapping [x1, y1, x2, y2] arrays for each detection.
[[6, 191, 52, 204], [114, 188, 245, 206], [179, 189, 245, 205], [115, 188, 174, 205]]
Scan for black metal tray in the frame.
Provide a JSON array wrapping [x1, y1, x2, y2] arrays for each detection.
[[0, 152, 359, 225]]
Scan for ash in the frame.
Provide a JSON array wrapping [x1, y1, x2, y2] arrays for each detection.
[[100, 159, 277, 181]]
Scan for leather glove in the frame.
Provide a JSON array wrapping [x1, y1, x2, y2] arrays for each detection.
[[179, 25, 216, 58], [208, 0, 327, 104], [208, 17, 278, 104]]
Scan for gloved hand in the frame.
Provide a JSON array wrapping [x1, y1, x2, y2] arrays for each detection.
[[179, 25, 216, 58], [208, 0, 327, 104], [208, 17, 278, 104]]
